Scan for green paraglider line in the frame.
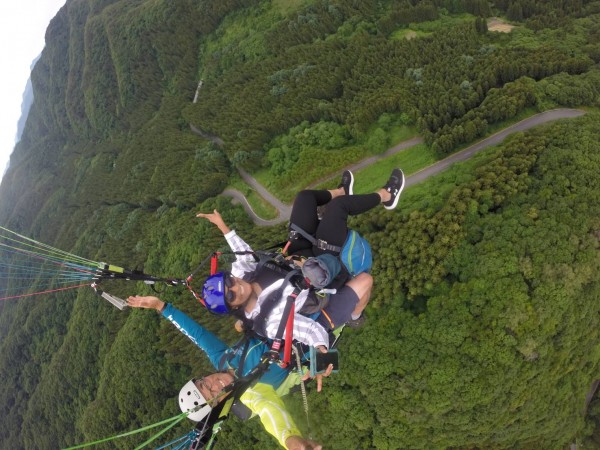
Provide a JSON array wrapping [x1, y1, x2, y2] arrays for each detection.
[[0, 226, 102, 301], [0, 225, 98, 265], [62, 412, 190, 450]]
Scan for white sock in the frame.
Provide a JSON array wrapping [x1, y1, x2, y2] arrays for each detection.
[[351, 313, 361, 320]]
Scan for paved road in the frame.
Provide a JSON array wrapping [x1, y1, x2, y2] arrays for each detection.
[[406, 108, 585, 187], [201, 108, 585, 225], [221, 188, 286, 227], [306, 136, 424, 189], [225, 168, 293, 226], [190, 124, 224, 146]]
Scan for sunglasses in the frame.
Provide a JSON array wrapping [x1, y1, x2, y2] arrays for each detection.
[[223, 272, 235, 304]]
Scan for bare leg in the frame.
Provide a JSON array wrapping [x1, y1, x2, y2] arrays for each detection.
[[345, 273, 373, 318], [329, 186, 345, 199], [377, 188, 391, 203], [333, 186, 389, 202]]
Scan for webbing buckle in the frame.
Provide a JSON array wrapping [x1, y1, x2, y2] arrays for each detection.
[[265, 349, 281, 364], [316, 239, 328, 250]]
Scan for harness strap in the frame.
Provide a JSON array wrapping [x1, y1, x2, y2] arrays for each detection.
[[251, 269, 303, 336], [236, 338, 251, 378], [250, 269, 305, 368], [282, 297, 296, 367], [217, 334, 253, 377], [289, 223, 342, 253], [274, 288, 299, 368]]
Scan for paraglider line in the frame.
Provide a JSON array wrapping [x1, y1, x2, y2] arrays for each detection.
[[0, 283, 91, 301]]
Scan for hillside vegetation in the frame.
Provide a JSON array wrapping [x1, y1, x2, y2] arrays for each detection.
[[0, 0, 599, 449]]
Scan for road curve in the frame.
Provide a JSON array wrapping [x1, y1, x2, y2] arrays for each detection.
[[306, 136, 424, 189], [406, 108, 586, 187], [210, 108, 586, 225]]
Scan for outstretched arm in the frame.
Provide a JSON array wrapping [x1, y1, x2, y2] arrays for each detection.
[[197, 209, 257, 276], [196, 209, 231, 235], [126, 295, 165, 312], [127, 295, 230, 369]]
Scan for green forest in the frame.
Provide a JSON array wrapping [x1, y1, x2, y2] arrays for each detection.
[[0, 0, 599, 448]]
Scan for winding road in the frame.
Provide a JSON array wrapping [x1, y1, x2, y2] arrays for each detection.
[[201, 108, 585, 225], [406, 108, 585, 188], [196, 108, 594, 441]]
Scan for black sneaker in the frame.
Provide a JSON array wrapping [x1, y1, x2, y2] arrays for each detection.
[[346, 314, 366, 328], [382, 168, 405, 210], [338, 170, 354, 196]]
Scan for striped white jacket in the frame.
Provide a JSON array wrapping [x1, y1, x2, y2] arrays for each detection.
[[225, 230, 329, 348]]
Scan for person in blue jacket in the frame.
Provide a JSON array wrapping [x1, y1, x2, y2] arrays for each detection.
[[127, 294, 329, 450]]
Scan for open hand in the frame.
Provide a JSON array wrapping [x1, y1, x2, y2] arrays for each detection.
[[196, 209, 230, 234], [303, 346, 334, 392], [285, 435, 323, 450], [127, 295, 164, 312]]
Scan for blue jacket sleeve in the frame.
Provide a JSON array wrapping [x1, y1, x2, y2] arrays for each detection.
[[161, 303, 229, 370], [161, 304, 291, 389]]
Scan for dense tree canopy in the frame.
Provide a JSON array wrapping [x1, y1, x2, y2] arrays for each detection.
[[1, 0, 600, 449]]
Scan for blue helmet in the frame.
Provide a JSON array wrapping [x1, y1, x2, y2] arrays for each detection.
[[202, 272, 231, 315]]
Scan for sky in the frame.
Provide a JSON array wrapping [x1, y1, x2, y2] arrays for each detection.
[[0, 0, 67, 181]]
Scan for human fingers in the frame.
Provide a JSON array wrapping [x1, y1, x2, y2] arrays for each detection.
[[127, 295, 161, 310], [287, 436, 323, 450], [316, 374, 323, 392], [234, 320, 244, 333], [307, 441, 323, 450], [196, 209, 218, 217], [196, 209, 222, 224], [126, 295, 144, 307]]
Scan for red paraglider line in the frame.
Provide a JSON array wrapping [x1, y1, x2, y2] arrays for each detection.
[[0, 283, 91, 301]]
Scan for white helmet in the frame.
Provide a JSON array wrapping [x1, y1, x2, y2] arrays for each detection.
[[179, 379, 212, 422]]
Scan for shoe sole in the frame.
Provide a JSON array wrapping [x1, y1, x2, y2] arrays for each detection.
[[384, 169, 405, 210], [347, 171, 354, 196]]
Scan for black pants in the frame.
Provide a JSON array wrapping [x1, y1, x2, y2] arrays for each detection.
[[287, 190, 380, 256]]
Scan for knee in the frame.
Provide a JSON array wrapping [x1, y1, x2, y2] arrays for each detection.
[[326, 196, 348, 213], [294, 190, 314, 204], [357, 272, 374, 289], [348, 272, 373, 295]]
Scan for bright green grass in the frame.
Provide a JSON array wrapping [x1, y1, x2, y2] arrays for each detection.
[[234, 103, 575, 213], [246, 191, 279, 219], [388, 125, 418, 146], [226, 104, 576, 218], [291, 107, 552, 195], [352, 144, 436, 194], [253, 117, 419, 201], [228, 177, 279, 220], [254, 144, 368, 202]]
